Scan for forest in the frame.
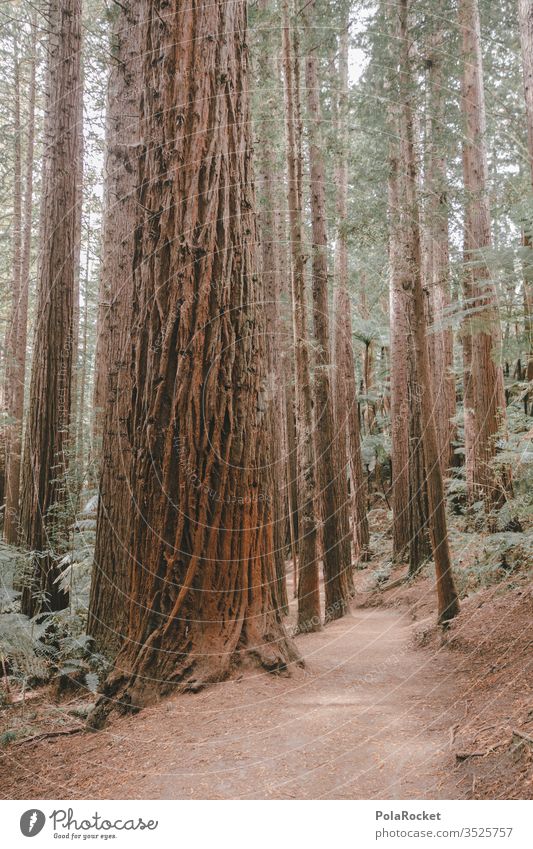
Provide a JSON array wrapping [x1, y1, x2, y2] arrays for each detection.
[[0, 0, 532, 802]]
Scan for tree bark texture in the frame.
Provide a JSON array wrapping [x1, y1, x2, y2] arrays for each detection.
[[281, 0, 320, 632], [425, 28, 456, 472], [255, 0, 289, 614], [304, 4, 352, 618], [398, 0, 459, 622], [19, 0, 82, 616], [90, 0, 297, 723], [4, 44, 23, 542], [518, 0, 533, 393], [459, 0, 509, 506], [333, 26, 370, 562], [87, 0, 141, 656]]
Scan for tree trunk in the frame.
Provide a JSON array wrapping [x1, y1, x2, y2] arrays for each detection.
[[425, 27, 456, 471], [89, 0, 297, 724], [5, 13, 38, 545], [398, 0, 459, 622], [459, 0, 509, 507], [4, 42, 23, 542], [76, 225, 90, 466], [333, 26, 370, 562], [518, 0, 533, 400], [70, 57, 84, 470], [518, 0, 533, 182], [281, 0, 320, 632], [407, 328, 431, 574], [388, 97, 411, 561], [19, 0, 82, 617], [360, 275, 376, 434], [304, 3, 352, 619], [86, 0, 140, 655], [256, 0, 288, 614]]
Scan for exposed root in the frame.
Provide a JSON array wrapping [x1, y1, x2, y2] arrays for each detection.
[[87, 632, 300, 730]]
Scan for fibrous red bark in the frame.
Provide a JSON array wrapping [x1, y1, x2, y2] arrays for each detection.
[[87, 0, 140, 654], [19, 0, 82, 616], [304, 3, 352, 618], [281, 0, 321, 632], [459, 0, 509, 506], [90, 0, 297, 723], [398, 0, 459, 622]]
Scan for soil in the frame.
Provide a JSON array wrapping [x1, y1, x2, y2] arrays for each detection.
[[356, 561, 533, 799], [1, 554, 531, 800]]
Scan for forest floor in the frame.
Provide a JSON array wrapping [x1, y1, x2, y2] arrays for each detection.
[[1, 601, 462, 799], [1, 510, 532, 800]]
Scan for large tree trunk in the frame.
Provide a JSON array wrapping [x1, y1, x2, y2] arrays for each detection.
[[425, 27, 456, 471], [281, 0, 320, 632], [19, 0, 82, 617], [333, 26, 370, 562], [459, 0, 509, 507], [4, 43, 23, 542], [89, 0, 296, 724], [398, 0, 459, 622], [304, 3, 352, 618], [86, 0, 140, 656]]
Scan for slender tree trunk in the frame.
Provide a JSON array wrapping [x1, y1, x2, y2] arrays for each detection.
[[398, 0, 459, 621], [518, 0, 533, 401], [256, 0, 288, 613], [388, 99, 411, 560], [19, 0, 82, 617], [425, 28, 456, 471], [76, 224, 90, 465], [459, 0, 509, 507], [86, 0, 140, 655], [89, 0, 297, 724], [333, 26, 370, 562], [4, 43, 23, 541], [407, 329, 431, 573], [304, 2, 352, 618], [5, 14, 38, 545], [518, 0, 533, 182], [70, 58, 84, 468], [281, 0, 320, 632], [388, 5, 430, 574], [360, 275, 376, 434]]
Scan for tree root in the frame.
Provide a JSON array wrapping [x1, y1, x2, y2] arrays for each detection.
[[87, 633, 301, 730]]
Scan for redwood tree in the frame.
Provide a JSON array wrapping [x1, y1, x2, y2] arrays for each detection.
[[397, 0, 459, 622], [304, 1, 352, 617], [3, 40, 23, 542], [281, 0, 320, 632], [424, 25, 456, 471], [90, 0, 296, 722], [459, 0, 509, 506], [386, 20, 428, 568], [19, 0, 82, 616], [518, 0, 533, 390], [86, 0, 140, 654], [255, 0, 289, 614], [333, 24, 370, 562]]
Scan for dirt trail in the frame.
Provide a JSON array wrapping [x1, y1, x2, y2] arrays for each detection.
[[1, 605, 464, 799]]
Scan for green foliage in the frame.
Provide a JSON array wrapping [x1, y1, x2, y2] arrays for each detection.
[[0, 492, 105, 699]]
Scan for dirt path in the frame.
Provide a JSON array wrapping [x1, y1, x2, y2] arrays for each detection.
[[1, 605, 464, 799]]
